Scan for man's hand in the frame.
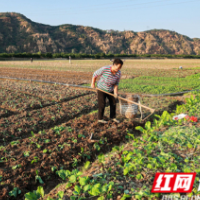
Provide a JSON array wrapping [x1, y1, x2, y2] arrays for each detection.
[[114, 85, 118, 99], [114, 93, 118, 99], [114, 93, 119, 103]]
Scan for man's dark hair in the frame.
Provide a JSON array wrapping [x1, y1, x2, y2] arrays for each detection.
[[113, 58, 123, 66]]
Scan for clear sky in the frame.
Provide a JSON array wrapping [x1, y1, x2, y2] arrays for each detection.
[[1, 0, 200, 38]]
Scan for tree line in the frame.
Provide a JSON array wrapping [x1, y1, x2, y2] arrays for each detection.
[[0, 52, 200, 59]]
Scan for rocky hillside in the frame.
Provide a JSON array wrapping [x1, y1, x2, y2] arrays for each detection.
[[1, 12, 200, 55]]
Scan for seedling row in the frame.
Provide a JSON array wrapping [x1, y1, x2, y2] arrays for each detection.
[[0, 113, 141, 199], [0, 79, 92, 102], [0, 93, 98, 144]]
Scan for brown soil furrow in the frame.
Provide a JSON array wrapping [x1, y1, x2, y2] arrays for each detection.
[[0, 86, 57, 102], [0, 68, 93, 85], [0, 113, 142, 200], [0, 79, 92, 101], [0, 94, 98, 145], [0, 108, 18, 119]]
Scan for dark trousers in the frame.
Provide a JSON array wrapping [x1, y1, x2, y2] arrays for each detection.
[[97, 90, 116, 120]]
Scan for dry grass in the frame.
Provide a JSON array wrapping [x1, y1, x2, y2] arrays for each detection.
[[1, 59, 200, 77]]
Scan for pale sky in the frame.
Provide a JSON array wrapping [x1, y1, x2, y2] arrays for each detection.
[[1, 0, 200, 38]]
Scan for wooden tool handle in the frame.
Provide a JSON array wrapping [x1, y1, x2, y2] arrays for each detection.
[[142, 112, 155, 122], [96, 88, 155, 113]]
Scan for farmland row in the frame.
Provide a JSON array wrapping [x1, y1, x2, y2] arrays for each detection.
[[0, 96, 187, 200], [0, 87, 92, 112], [1, 60, 200, 78], [0, 93, 97, 144], [0, 84, 186, 146], [0, 79, 190, 200], [0, 79, 92, 102], [0, 112, 141, 199], [0, 67, 93, 85], [0, 87, 53, 112], [0, 108, 15, 118], [119, 73, 200, 94], [43, 93, 200, 200]]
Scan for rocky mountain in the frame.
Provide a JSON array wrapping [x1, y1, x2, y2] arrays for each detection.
[[0, 12, 200, 55]]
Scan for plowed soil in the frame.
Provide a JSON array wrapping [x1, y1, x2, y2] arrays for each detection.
[[0, 78, 187, 200], [0, 68, 93, 85], [0, 113, 142, 200], [0, 93, 97, 144]]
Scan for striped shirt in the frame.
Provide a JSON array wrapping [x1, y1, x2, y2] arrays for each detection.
[[93, 65, 121, 92]]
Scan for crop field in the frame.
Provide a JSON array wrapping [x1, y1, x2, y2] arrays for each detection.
[[0, 59, 200, 199], [1, 59, 200, 94], [1, 59, 200, 72], [119, 73, 200, 94]]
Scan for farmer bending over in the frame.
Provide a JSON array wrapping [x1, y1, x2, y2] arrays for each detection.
[[91, 58, 123, 124]]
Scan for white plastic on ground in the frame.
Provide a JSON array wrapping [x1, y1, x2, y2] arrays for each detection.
[[173, 113, 188, 120]]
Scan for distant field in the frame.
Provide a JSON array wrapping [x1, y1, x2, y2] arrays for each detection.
[[1, 59, 200, 94], [1, 59, 200, 77]]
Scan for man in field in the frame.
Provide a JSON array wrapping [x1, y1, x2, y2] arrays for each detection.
[[91, 58, 123, 124]]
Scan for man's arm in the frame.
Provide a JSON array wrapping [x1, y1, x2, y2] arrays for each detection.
[[114, 71, 121, 98], [91, 77, 97, 88], [114, 85, 118, 98]]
